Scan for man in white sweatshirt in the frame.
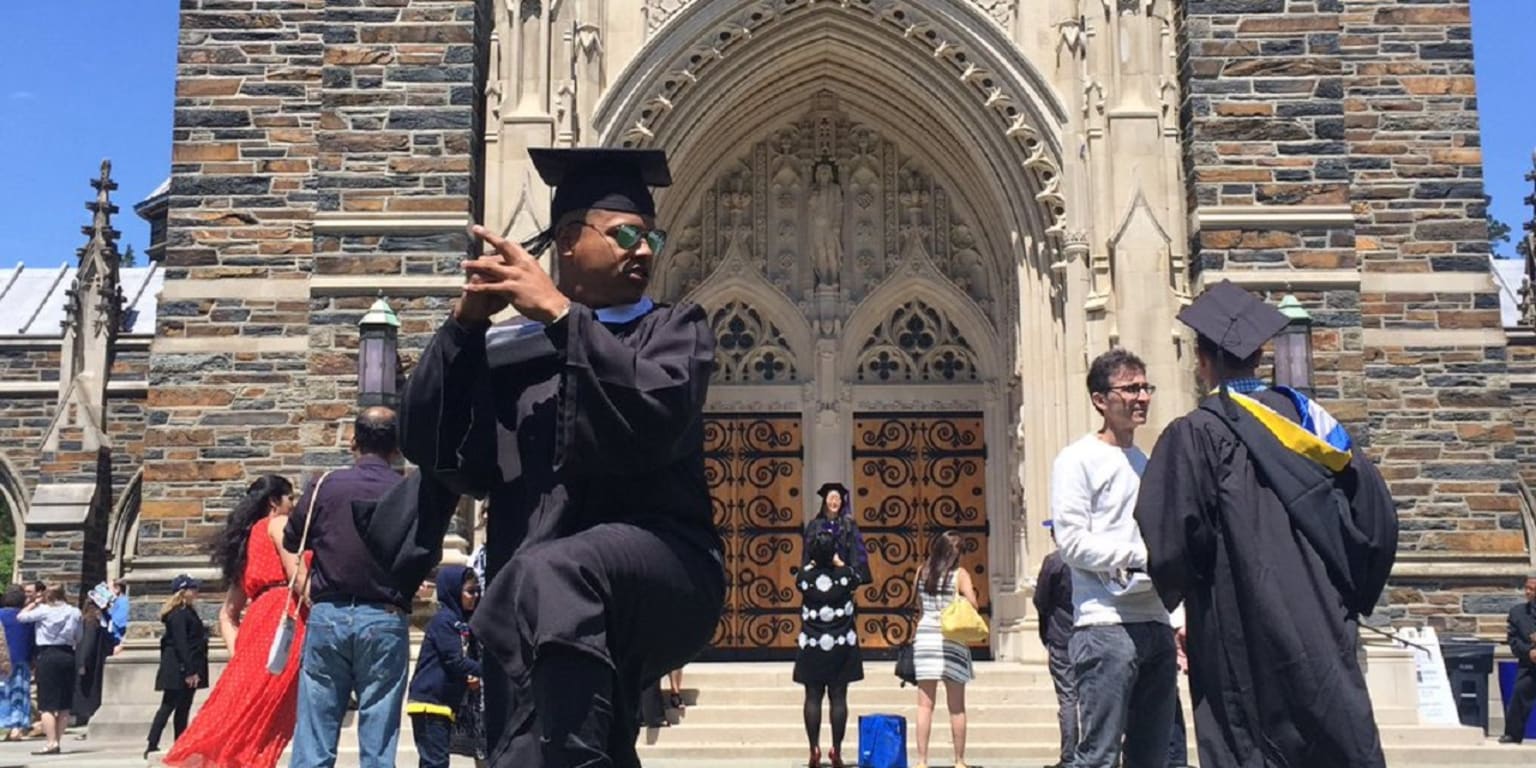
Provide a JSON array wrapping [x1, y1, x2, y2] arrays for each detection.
[[1050, 348, 1176, 768]]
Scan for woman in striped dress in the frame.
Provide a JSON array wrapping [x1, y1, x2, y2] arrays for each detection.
[[911, 530, 977, 768]]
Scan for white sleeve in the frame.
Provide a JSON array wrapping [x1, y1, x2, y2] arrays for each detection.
[[1051, 446, 1147, 573]]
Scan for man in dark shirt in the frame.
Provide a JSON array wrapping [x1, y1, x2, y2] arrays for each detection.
[[1501, 574, 1536, 744], [1032, 520, 1076, 768], [284, 407, 406, 768]]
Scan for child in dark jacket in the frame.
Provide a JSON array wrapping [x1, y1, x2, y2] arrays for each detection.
[[407, 565, 482, 768], [146, 575, 209, 760]]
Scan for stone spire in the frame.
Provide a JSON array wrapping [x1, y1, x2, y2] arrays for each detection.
[[24, 160, 127, 590], [50, 159, 124, 446], [1521, 149, 1536, 328], [69, 159, 125, 335]]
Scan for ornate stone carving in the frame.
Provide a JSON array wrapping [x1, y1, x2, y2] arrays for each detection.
[[968, 0, 1015, 28], [644, 0, 692, 37], [810, 157, 845, 290], [949, 224, 992, 308], [855, 299, 980, 383], [667, 92, 999, 327], [710, 301, 800, 384], [613, 0, 1068, 239], [657, 223, 704, 302]]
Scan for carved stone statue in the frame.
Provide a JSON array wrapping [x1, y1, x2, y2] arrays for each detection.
[[809, 158, 845, 289], [659, 223, 703, 301], [950, 224, 990, 303]]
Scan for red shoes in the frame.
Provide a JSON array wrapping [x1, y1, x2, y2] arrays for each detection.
[[808, 745, 844, 767]]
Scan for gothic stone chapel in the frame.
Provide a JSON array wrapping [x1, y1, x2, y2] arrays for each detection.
[[1, 0, 1532, 664]]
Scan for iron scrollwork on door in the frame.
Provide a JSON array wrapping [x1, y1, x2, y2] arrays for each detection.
[[702, 414, 804, 659], [853, 413, 989, 655]]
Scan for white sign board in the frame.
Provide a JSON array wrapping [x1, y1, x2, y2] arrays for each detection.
[[1394, 626, 1460, 726]]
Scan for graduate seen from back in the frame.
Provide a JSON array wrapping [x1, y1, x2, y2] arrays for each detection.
[[399, 148, 726, 768], [1133, 281, 1399, 768]]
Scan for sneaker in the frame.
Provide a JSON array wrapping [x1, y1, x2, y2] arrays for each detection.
[[1499, 734, 1521, 744]]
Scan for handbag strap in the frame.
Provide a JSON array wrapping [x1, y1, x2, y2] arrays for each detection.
[[283, 471, 332, 610]]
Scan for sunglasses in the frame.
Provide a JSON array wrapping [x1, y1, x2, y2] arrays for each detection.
[[584, 222, 667, 255]]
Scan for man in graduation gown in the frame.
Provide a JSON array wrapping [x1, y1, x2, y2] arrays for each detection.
[[1133, 281, 1399, 768], [399, 147, 725, 768]]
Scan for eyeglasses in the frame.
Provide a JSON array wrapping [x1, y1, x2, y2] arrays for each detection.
[[581, 222, 667, 255], [1106, 383, 1157, 396]]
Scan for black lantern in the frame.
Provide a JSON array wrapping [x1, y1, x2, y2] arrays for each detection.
[[1273, 293, 1314, 392], [357, 297, 400, 407]]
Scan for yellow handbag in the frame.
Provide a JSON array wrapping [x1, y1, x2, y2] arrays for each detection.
[[940, 597, 989, 644]]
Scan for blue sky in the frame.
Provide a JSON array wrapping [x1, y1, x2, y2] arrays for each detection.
[[0, 2, 1531, 267], [0, 3, 179, 268]]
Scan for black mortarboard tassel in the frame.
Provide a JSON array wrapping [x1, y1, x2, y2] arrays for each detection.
[[1176, 279, 1289, 360]]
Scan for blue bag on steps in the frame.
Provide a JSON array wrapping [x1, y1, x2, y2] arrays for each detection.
[[857, 713, 908, 768]]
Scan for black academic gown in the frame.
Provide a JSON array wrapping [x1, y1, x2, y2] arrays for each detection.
[[400, 301, 726, 768], [1134, 389, 1398, 768]]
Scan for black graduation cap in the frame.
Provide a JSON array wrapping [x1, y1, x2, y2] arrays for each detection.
[[529, 148, 672, 223], [816, 482, 850, 500], [1177, 280, 1289, 359]]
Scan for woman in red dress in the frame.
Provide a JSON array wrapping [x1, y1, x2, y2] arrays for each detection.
[[162, 475, 307, 768]]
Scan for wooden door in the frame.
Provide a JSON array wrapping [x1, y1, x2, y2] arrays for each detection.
[[852, 412, 989, 655], [700, 414, 804, 659]]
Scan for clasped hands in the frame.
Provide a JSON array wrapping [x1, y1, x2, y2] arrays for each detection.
[[455, 225, 571, 326]]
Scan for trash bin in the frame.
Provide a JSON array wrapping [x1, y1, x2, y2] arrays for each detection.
[[1440, 638, 1494, 732]]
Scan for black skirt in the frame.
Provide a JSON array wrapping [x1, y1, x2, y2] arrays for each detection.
[[792, 566, 865, 686], [35, 645, 76, 713]]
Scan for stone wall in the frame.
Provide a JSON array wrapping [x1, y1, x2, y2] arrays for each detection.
[[1181, 0, 1527, 634], [1178, 0, 1367, 432], [142, 0, 491, 583], [0, 340, 150, 590]]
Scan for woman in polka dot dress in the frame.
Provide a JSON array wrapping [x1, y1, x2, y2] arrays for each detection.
[[794, 529, 864, 768]]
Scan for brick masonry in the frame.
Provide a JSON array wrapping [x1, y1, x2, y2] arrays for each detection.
[[1182, 0, 1527, 633], [140, 0, 490, 583], [0, 343, 151, 593], [1179, 0, 1368, 438]]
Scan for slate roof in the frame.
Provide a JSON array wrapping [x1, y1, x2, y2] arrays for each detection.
[[1492, 256, 1527, 330], [0, 263, 163, 337]]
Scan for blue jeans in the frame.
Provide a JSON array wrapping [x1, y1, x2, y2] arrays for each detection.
[[1047, 644, 1079, 767], [411, 713, 452, 768], [1069, 622, 1177, 768], [289, 601, 410, 768]]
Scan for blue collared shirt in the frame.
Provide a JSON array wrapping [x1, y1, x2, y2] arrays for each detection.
[[1224, 377, 1268, 394]]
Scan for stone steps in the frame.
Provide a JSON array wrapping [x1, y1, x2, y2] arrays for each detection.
[[86, 655, 1530, 767], [628, 663, 1506, 765], [667, 706, 1464, 746]]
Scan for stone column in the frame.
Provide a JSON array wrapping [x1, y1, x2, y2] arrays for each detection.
[[1342, 0, 1522, 631]]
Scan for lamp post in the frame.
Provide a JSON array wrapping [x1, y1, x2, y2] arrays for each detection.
[[1273, 294, 1314, 392], [357, 297, 400, 407]]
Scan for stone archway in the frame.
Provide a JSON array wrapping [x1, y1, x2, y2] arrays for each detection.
[[106, 468, 141, 582], [640, 72, 1055, 656], [0, 453, 27, 582]]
